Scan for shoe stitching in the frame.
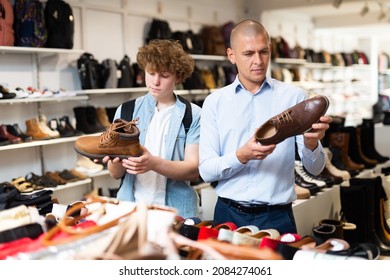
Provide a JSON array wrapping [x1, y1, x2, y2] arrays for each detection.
[[99, 118, 139, 147]]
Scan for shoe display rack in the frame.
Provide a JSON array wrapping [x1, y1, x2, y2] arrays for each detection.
[[272, 57, 375, 126], [0, 46, 230, 204]]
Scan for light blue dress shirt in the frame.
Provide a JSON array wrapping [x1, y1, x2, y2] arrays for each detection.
[[114, 93, 201, 218], [199, 75, 325, 205]]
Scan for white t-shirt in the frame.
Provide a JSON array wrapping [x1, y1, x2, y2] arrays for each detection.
[[134, 104, 174, 205]]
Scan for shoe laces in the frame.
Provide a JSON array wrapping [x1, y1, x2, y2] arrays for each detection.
[[100, 118, 138, 146], [272, 110, 293, 125]]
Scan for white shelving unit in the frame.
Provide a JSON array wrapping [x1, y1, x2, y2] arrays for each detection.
[[272, 58, 375, 126]]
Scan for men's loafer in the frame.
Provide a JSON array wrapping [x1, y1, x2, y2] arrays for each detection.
[[255, 95, 329, 145], [74, 118, 142, 160]]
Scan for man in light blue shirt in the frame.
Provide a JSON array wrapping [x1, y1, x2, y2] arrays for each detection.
[[199, 20, 332, 233]]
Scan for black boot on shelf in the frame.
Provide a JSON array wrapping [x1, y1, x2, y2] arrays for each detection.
[[359, 118, 390, 164], [85, 106, 106, 133], [342, 176, 390, 255], [59, 115, 83, 136], [322, 115, 345, 148], [342, 126, 377, 169], [73, 106, 102, 134], [6, 123, 33, 142]]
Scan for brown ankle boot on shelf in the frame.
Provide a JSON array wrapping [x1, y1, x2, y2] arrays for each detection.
[[74, 118, 142, 160], [96, 107, 112, 128], [329, 132, 365, 173], [25, 118, 51, 140]]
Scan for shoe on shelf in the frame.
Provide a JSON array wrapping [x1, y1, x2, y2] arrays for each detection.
[[38, 115, 60, 139], [0, 124, 22, 144], [0, 136, 10, 146], [294, 171, 321, 195], [59, 115, 83, 136], [6, 123, 33, 142], [25, 118, 51, 140], [0, 84, 16, 99], [74, 118, 143, 160], [75, 155, 104, 174], [294, 184, 311, 199], [323, 147, 351, 181], [255, 95, 329, 145], [295, 160, 327, 189]]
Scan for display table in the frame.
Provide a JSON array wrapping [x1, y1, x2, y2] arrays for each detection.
[[199, 184, 341, 236]]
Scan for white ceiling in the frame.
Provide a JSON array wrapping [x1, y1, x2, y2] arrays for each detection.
[[247, 0, 390, 36]]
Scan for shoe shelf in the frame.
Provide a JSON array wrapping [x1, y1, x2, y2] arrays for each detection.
[[74, 87, 148, 96], [0, 133, 100, 152], [191, 54, 228, 61], [273, 58, 307, 65], [46, 178, 92, 192], [88, 169, 110, 178], [272, 58, 374, 126], [0, 95, 88, 105], [0, 46, 84, 56]]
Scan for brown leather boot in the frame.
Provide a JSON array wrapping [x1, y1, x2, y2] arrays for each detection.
[[74, 118, 142, 159], [329, 132, 365, 172], [25, 118, 51, 140]]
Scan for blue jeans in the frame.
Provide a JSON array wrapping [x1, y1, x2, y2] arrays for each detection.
[[214, 197, 297, 234]]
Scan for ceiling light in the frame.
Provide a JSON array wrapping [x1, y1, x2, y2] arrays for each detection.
[[360, 2, 369, 16], [332, 0, 342, 8]]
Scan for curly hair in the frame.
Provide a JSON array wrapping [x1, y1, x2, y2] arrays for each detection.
[[137, 39, 195, 82]]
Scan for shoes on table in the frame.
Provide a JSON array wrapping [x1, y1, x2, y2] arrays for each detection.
[[255, 95, 329, 145]]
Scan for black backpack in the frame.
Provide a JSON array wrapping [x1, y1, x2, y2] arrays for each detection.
[[44, 0, 74, 49], [120, 95, 192, 135], [13, 0, 48, 47], [77, 52, 102, 90], [117, 55, 134, 88], [145, 18, 172, 44]]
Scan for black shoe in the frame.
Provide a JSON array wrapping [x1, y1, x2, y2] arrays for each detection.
[[294, 171, 320, 195], [6, 123, 33, 142]]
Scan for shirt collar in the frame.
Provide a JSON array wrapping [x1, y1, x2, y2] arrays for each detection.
[[233, 75, 273, 95]]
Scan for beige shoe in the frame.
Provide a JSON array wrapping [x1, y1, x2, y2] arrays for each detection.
[[295, 184, 311, 199], [25, 118, 51, 140], [323, 148, 351, 181], [39, 114, 60, 139], [75, 155, 104, 174]]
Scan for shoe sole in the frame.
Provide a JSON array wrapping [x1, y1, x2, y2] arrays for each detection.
[[74, 146, 141, 160]]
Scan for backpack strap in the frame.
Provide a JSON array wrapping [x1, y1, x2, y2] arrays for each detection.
[[120, 99, 136, 121], [120, 96, 192, 134], [177, 95, 192, 134]]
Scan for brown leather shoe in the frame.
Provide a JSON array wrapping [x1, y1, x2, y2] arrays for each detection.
[[74, 118, 142, 159], [255, 95, 329, 145]]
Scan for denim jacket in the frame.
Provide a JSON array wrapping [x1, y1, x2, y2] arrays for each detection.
[[114, 93, 201, 218]]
